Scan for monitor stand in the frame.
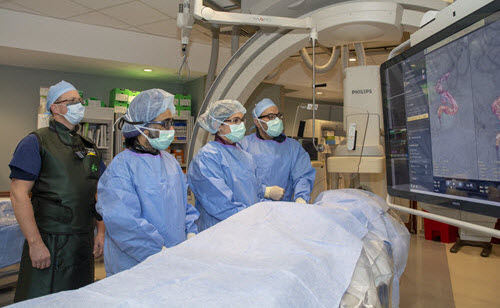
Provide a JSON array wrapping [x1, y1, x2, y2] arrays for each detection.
[[420, 203, 497, 257], [450, 239, 492, 257]]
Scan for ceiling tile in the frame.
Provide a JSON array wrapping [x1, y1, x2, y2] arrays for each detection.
[[189, 28, 212, 45], [125, 26, 146, 33], [371, 54, 390, 64], [365, 55, 376, 65], [137, 18, 179, 38], [0, 1, 40, 14], [100, 1, 167, 26], [13, 0, 92, 18], [193, 24, 211, 35], [211, 0, 235, 8], [219, 33, 232, 48], [69, 11, 130, 29], [71, 0, 133, 10], [139, 0, 178, 19]]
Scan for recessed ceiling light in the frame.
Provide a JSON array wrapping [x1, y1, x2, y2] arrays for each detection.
[[316, 91, 324, 95], [349, 58, 356, 62], [143, 68, 153, 72]]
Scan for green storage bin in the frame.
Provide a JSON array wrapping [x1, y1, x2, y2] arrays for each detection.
[[109, 101, 128, 108]]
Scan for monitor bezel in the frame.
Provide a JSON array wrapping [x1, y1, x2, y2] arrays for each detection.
[[381, 1, 500, 218]]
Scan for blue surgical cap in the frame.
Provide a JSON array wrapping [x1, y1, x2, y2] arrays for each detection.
[[46, 81, 77, 112], [122, 89, 176, 138], [252, 98, 277, 118], [198, 99, 246, 134]]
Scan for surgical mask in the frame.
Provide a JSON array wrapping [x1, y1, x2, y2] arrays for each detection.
[[63, 103, 85, 125], [136, 126, 175, 151], [258, 117, 283, 137], [221, 122, 246, 143]]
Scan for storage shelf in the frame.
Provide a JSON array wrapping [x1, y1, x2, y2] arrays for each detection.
[[81, 106, 115, 165]]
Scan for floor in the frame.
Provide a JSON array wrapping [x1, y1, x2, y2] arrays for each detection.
[[1, 235, 499, 307]]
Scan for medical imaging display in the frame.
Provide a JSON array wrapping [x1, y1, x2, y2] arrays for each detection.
[[382, 6, 500, 217]]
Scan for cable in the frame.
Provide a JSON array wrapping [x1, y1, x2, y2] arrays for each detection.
[[310, 29, 323, 152], [178, 45, 191, 80], [312, 34, 316, 146], [356, 111, 370, 174], [300, 45, 340, 73]]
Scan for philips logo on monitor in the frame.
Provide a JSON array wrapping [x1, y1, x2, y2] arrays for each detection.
[[352, 89, 373, 95]]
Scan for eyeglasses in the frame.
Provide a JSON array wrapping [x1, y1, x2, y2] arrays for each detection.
[[55, 98, 84, 106], [147, 118, 174, 129], [258, 113, 283, 120], [223, 118, 245, 125]]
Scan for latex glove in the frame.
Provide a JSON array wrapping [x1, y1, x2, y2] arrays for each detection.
[[187, 233, 196, 240], [265, 186, 285, 201], [161, 246, 168, 251], [295, 197, 307, 204]]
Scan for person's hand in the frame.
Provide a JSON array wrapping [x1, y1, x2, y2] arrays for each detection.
[[161, 246, 168, 251], [265, 186, 285, 201], [295, 197, 307, 204], [29, 240, 51, 269], [187, 233, 196, 240], [93, 232, 105, 258]]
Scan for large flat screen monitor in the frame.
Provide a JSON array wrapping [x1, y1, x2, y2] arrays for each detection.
[[381, 2, 500, 218]]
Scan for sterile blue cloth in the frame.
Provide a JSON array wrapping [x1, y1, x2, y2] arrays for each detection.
[[239, 133, 316, 202], [10, 201, 368, 308], [0, 200, 24, 268], [46, 81, 76, 111], [96, 149, 199, 276], [187, 141, 263, 231], [314, 189, 410, 308]]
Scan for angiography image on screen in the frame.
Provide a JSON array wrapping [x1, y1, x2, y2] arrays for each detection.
[[426, 19, 500, 183], [382, 8, 500, 216]]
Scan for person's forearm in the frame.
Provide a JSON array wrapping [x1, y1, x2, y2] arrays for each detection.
[[11, 191, 43, 246], [96, 220, 105, 235]]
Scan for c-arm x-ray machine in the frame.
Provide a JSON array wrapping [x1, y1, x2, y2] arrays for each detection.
[[177, 0, 500, 241]]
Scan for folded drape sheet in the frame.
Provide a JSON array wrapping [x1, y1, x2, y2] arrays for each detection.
[[11, 189, 409, 308], [316, 189, 410, 307], [0, 201, 24, 268]]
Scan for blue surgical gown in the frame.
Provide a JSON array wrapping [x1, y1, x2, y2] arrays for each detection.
[[97, 149, 199, 276], [239, 133, 316, 202], [187, 141, 263, 231]]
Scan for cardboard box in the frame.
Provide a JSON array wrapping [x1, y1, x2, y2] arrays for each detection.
[[110, 88, 129, 103], [179, 98, 191, 106], [85, 99, 103, 108], [178, 110, 191, 118], [114, 106, 128, 114]]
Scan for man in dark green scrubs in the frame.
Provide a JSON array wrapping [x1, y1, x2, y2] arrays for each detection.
[[9, 81, 105, 302]]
